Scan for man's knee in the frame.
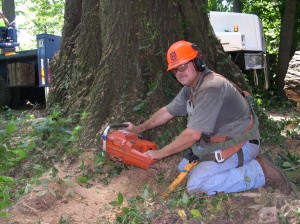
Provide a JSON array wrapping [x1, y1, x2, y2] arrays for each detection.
[[177, 158, 189, 172]]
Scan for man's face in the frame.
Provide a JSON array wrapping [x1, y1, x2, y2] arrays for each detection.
[[172, 61, 200, 88]]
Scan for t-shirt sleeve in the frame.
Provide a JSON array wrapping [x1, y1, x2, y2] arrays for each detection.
[[166, 87, 189, 116], [187, 86, 225, 132]]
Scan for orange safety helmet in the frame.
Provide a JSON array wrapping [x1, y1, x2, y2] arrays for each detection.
[[166, 40, 198, 71]]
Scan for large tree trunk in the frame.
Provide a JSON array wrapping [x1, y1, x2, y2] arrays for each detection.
[[48, 0, 245, 146], [276, 0, 297, 96]]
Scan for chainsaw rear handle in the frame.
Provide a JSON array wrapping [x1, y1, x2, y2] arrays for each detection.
[[102, 123, 129, 151]]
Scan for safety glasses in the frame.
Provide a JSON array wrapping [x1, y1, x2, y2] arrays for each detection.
[[171, 62, 190, 74]]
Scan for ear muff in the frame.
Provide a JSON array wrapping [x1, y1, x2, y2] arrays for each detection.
[[191, 44, 206, 72]]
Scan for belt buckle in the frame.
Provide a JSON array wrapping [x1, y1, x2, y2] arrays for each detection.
[[215, 150, 225, 163]]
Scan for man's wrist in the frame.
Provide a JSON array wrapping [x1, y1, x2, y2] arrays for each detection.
[[135, 125, 144, 133]]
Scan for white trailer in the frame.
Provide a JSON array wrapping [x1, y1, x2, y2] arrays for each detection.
[[209, 11, 268, 89]]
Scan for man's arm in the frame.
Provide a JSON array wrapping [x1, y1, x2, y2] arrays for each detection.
[[145, 128, 202, 160], [126, 106, 174, 133], [0, 12, 10, 27], [3, 17, 10, 27]]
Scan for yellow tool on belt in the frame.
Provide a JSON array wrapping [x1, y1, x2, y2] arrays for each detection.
[[162, 161, 198, 198]]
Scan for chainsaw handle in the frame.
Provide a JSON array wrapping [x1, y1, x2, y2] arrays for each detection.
[[102, 123, 129, 152], [108, 123, 129, 129]]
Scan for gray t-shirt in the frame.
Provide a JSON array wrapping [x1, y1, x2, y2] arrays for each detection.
[[166, 71, 259, 146]]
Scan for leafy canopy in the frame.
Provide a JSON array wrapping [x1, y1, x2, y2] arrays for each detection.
[[14, 0, 65, 50]]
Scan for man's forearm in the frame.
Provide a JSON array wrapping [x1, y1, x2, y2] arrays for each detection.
[[157, 128, 202, 158], [136, 106, 174, 133], [4, 18, 9, 27]]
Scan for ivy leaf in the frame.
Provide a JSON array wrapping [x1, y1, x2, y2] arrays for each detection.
[[109, 200, 118, 207], [80, 160, 85, 171], [50, 166, 58, 178], [182, 192, 189, 204], [24, 183, 33, 195], [142, 187, 149, 199], [122, 207, 129, 214], [117, 192, 123, 206], [64, 187, 74, 197], [0, 176, 14, 186], [178, 209, 187, 221], [6, 123, 15, 135], [190, 209, 202, 218]]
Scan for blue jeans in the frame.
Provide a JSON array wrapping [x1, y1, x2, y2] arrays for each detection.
[[177, 141, 265, 195]]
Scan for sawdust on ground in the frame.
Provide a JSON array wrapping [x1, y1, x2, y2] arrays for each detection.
[[2, 149, 181, 224]]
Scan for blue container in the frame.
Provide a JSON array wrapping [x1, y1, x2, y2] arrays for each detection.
[[37, 34, 61, 87]]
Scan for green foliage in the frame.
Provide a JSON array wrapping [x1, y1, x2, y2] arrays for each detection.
[[208, 0, 232, 11], [0, 116, 35, 172], [242, 1, 281, 55], [253, 88, 296, 111], [132, 99, 147, 114], [156, 129, 173, 148], [279, 151, 300, 172], [109, 185, 156, 223], [256, 113, 284, 144], [93, 152, 123, 185], [252, 86, 300, 188], [150, 117, 185, 148], [0, 176, 14, 217], [251, 87, 299, 144], [76, 176, 89, 185], [277, 151, 300, 185], [0, 108, 83, 214], [132, 80, 160, 115], [167, 190, 230, 222], [15, 0, 65, 50], [29, 111, 75, 150]]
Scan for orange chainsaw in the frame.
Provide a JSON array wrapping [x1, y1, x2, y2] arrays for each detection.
[[101, 124, 157, 170]]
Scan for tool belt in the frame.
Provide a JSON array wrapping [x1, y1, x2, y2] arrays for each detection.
[[185, 139, 259, 167]]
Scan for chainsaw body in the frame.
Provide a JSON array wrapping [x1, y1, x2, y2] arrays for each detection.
[[102, 124, 157, 170]]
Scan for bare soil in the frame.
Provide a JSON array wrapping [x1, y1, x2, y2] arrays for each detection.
[[2, 150, 183, 224]]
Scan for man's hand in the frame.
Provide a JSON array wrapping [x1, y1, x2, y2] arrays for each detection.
[[124, 122, 139, 133], [144, 149, 165, 160]]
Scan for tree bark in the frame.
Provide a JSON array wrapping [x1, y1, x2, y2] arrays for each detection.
[[2, 0, 15, 24], [48, 0, 245, 146], [276, 0, 297, 96], [233, 0, 242, 13]]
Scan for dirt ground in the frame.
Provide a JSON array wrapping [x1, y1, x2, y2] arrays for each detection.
[[2, 151, 182, 224], [1, 113, 300, 224]]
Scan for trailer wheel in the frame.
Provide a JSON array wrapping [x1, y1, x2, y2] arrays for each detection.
[[0, 76, 11, 107]]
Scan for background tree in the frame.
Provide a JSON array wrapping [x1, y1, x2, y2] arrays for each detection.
[[208, 0, 231, 11], [291, 3, 300, 54], [276, 0, 297, 96], [2, 0, 15, 24], [48, 0, 245, 146], [233, 0, 242, 12], [14, 0, 64, 50]]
